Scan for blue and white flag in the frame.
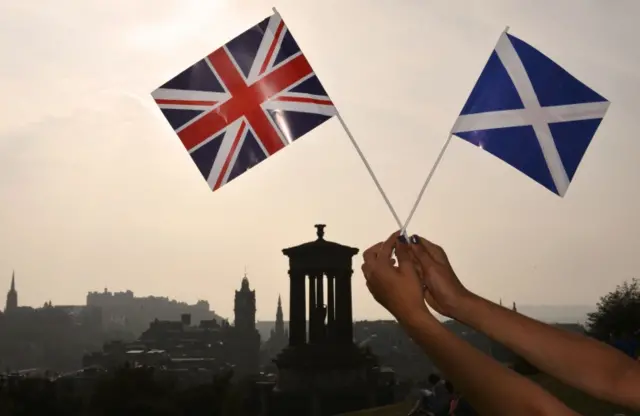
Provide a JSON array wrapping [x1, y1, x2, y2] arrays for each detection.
[[452, 31, 610, 196]]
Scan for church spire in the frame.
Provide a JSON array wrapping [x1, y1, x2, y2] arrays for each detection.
[[275, 294, 285, 337], [5, 270, 18, 312]]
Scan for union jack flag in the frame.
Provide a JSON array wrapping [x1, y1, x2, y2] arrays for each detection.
[[152, 13, 336, 191]]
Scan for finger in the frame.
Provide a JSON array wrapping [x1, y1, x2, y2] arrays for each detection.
[[414, 236, 448, 264], [377, 231, 402, 264], [362, 257, 395, 278], [363, 242, 383, 264], [361, 263, 373, 281], [412, 255, 425, 279], [365, 281, 375, 297], [409, 237, 436, 269], [395, 242, 414, 273], [365, 280, 374, 295]]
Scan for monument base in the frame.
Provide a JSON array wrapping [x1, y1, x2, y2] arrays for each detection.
[[269, 343, 378, 415]]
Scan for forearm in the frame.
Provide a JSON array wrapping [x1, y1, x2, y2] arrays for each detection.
[[455, 293, 640, 407], [400, 312, 577, 416]]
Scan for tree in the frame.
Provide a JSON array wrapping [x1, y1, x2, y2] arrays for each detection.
[[586, 278, 640, 341]]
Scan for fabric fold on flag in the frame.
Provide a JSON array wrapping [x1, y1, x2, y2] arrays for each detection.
[[152, 13, 336, 191], [452, 31, 610, 196]]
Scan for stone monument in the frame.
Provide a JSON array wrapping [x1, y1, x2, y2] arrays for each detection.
[[269, 224, 378, 416]]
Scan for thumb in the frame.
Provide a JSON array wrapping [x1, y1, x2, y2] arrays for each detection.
[[410, 238, 436, 272]]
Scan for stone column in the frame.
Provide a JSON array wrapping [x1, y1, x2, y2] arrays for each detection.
[[335, 270, 354, 344], [327, 274, 335, 340], [308, 274, 317, 344], [316, 274, 324, 310], [289, 271, 306, 346], [344, 270, 353, 342], [335, 272, 345, 343], [316, 274, 325, 341]]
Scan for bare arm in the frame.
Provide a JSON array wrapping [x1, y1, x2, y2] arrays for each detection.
[[399, 311, 579, 416], [364, 233, 579, 416], [454, 293, 640, 409]]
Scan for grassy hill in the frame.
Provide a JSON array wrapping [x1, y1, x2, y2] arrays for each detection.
[[339, 374, 639, 416]]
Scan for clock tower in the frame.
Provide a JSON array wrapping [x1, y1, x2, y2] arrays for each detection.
[[230, 273, 260, 376], [234, 273, 256, 331]]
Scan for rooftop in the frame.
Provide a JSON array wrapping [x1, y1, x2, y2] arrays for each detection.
[[282, 224, 359, 258]]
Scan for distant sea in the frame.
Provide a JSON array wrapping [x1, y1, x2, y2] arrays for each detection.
[[255, 304, 595, 341]]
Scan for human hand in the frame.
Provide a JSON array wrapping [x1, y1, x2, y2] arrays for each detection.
[[361, 231, 431, 323], [409, 235, 472, 319]]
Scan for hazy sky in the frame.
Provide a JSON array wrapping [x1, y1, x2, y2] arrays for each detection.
[[1, 0, 639, 321]]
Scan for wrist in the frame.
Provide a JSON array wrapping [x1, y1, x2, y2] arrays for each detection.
[[450, 290, 484, 323], [396, 307, 440, 332]]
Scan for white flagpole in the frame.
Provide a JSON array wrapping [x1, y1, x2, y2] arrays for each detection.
[[400, 132, 454, 236], [335, 113, 405, 231], [400, 26, 510, 236], [272, 7, 406, 234]]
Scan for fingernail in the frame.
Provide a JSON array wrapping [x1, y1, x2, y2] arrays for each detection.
[[410, 235, 420, 244], [397, 235, 409, 244]]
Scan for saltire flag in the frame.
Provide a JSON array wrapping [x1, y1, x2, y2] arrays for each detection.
[[451, 31, 609, 196], [152, 13, 336, 191]]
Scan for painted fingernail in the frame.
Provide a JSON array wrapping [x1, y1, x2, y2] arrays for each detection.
[[410, 235, 420, 244], [397, 235, 409, 244]]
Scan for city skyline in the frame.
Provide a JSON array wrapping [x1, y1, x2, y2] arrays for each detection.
[[2, 271, 596, 323], [1, 1, 639, 320]]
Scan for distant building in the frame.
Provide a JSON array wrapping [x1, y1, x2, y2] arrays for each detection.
[[228, 274, 261, 376], [86, 289, 222, 336], [84, 315, 228, 372], [83, 274, 261, 379], [54, 305, 104, 335], [262, 295, 288, 361], [5, 271, 18, 313], [3, 271, 35, 315], [272, 295, 287, 342], [0, 274, 104, 371], [354, 320, 430, 382], [234, 275, 256, 331]]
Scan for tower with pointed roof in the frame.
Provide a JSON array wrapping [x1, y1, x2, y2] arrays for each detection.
[[274, 294, 285, 338], [5, 271, 17, 312], [265, 294, 288, 359]]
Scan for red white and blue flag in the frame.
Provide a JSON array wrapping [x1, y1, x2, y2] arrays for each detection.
[[152, 13, 336, 191]]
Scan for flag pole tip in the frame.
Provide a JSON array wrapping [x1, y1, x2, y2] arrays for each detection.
[[272, 6, 278, 14], [504, 26, 510, 33]]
